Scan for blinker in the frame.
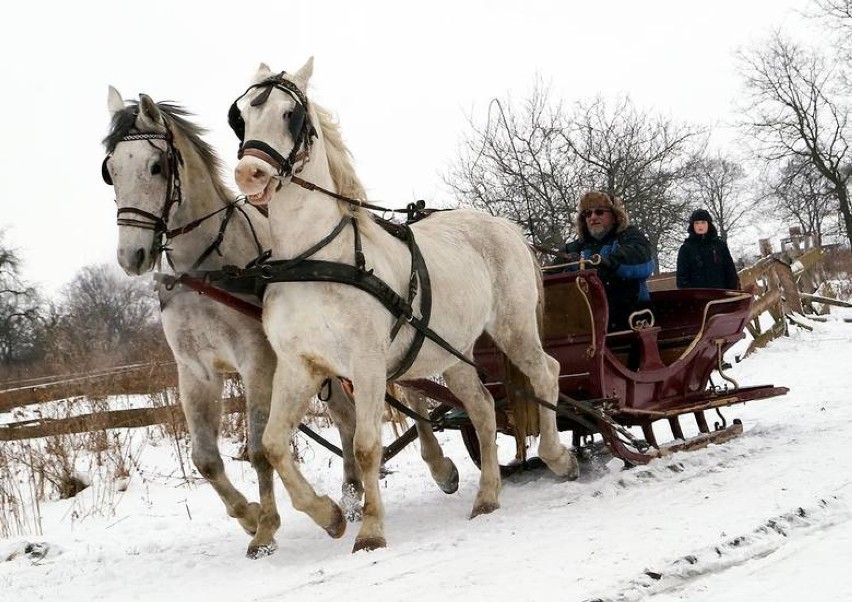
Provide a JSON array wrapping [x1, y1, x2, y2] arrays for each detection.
[[102, 156, 113, 185]]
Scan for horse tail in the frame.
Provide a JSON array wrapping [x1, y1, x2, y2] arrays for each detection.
[[502, 245, 544, 461]]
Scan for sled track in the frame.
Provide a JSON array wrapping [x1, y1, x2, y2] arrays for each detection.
[[502, 421, 794, 508], [582, 494, 851, 602]]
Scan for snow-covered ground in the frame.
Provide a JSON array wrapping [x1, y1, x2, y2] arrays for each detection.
[[2, 309, 851, 602]]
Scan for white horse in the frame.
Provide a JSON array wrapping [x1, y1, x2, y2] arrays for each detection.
[[230, 58, 578, 552], [103, 89, 458, 558]]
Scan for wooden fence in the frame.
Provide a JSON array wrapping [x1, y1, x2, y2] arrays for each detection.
[[0, 362, 178, 413], [0, 361, 248, 442]]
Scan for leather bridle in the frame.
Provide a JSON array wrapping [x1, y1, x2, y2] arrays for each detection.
[[228, 72, 317, 178], [103, 128, 266, 272], [103, 130, 183, 253]]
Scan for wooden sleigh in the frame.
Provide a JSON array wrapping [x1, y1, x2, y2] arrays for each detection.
[[402, 270, 789, 467]]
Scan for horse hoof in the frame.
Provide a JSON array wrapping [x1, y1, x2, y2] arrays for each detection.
[[437, 461, 460, 495], [246, 540, 278, 559], [322, 501, 347, 539], [352, 536, 386, 553], [546, 449, 580, 480], [562, 453, 580, 481], [469, 500, 499, 519]]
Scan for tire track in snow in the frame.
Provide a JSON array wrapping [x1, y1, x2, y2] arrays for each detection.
[[581, 494, 851, 602]]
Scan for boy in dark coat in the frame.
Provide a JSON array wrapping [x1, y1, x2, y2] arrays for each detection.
[[564, 191, 655, 331], [676, 209, 739, 290]]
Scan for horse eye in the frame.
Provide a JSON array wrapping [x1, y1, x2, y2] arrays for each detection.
[[150, 163, 162, 176]]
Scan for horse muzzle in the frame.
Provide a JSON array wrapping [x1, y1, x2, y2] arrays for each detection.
[[117, 246, 155, 276]]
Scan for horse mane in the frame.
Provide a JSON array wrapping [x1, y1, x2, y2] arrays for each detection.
[[103, 101, 234, 201], [313, 103, 367, 204]]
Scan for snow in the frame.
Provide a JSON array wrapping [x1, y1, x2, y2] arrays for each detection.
[[2, 309, 852, 601]]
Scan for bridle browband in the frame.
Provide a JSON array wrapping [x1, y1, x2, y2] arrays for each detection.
[[228, 72, 317, 178]]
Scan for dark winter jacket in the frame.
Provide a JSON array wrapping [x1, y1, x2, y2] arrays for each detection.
[[565, 225, 655, 331], [676, 214, 739, 290]]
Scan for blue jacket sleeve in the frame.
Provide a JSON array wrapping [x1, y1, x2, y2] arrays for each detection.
[[610, 227, 654, 280]]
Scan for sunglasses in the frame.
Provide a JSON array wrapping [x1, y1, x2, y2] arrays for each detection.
[[581, 208, 612, 218]]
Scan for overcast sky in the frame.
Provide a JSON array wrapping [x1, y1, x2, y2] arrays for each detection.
[[0, 0, 815, 296]]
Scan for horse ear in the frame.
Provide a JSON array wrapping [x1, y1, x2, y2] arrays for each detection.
[[107, 86, 125, 115], [294, 56, 314, 84], [252, 63, 273, 84], [137, 93, 164, 128]]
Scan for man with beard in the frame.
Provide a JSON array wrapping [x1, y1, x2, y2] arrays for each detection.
[[563, 191, 655, 332]]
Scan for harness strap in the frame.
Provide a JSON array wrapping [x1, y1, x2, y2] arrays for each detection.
[[351, 217, 366, 271], [383, 390, 435, 424], [186, 204, 235, 272], [209, 258, 478, 379], [386, 228, 431, 380], [297, 423, 343, 457]]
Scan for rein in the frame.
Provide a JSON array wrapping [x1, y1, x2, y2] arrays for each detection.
[[167, 198, 267, 273], [288, 175, 439, 224]]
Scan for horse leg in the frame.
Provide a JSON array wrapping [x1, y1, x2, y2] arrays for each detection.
[[499, 338, 579, 479], [177, 367, 262, 536], [242, 363, 282, 558], [323, 378, 364, 521], [262, 359, 346, 540], [442, 363, 501, 518], [350, 369, 389, 552], [395, 385, 459, 494]]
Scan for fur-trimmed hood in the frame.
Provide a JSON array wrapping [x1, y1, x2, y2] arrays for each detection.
[[574, 191, 630, 242]]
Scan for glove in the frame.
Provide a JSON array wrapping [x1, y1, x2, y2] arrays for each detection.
[[555, 252, 581, 271], [596, 255, 619, 276]]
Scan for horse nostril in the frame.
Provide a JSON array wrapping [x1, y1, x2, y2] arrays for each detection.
[[134, 248, 146, 270]]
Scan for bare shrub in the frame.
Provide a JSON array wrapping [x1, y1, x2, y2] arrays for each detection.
[[0, 443, 38, 538], [823, 248, 852, 299]]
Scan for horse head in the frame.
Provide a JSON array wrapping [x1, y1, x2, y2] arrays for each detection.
[[231, 58, 317, 206], [103, 87, 181, 275]]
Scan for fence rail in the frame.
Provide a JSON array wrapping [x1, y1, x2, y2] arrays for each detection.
[[0, 396, 245, 442], [0, 362, 178, 413]]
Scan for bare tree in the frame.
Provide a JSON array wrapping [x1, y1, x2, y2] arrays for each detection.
[[565, 96, 706, 270], [683, 154, 758, 241], [815, 0, 852, 19], [737, 32, 852, 247], [812, 1, 852, 51], [0, 234, 43, 368], [45, 264, 164, 370], [445, 79, 582, 249], [766, 157, 838, 244], [446, 87, 704, 271]]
